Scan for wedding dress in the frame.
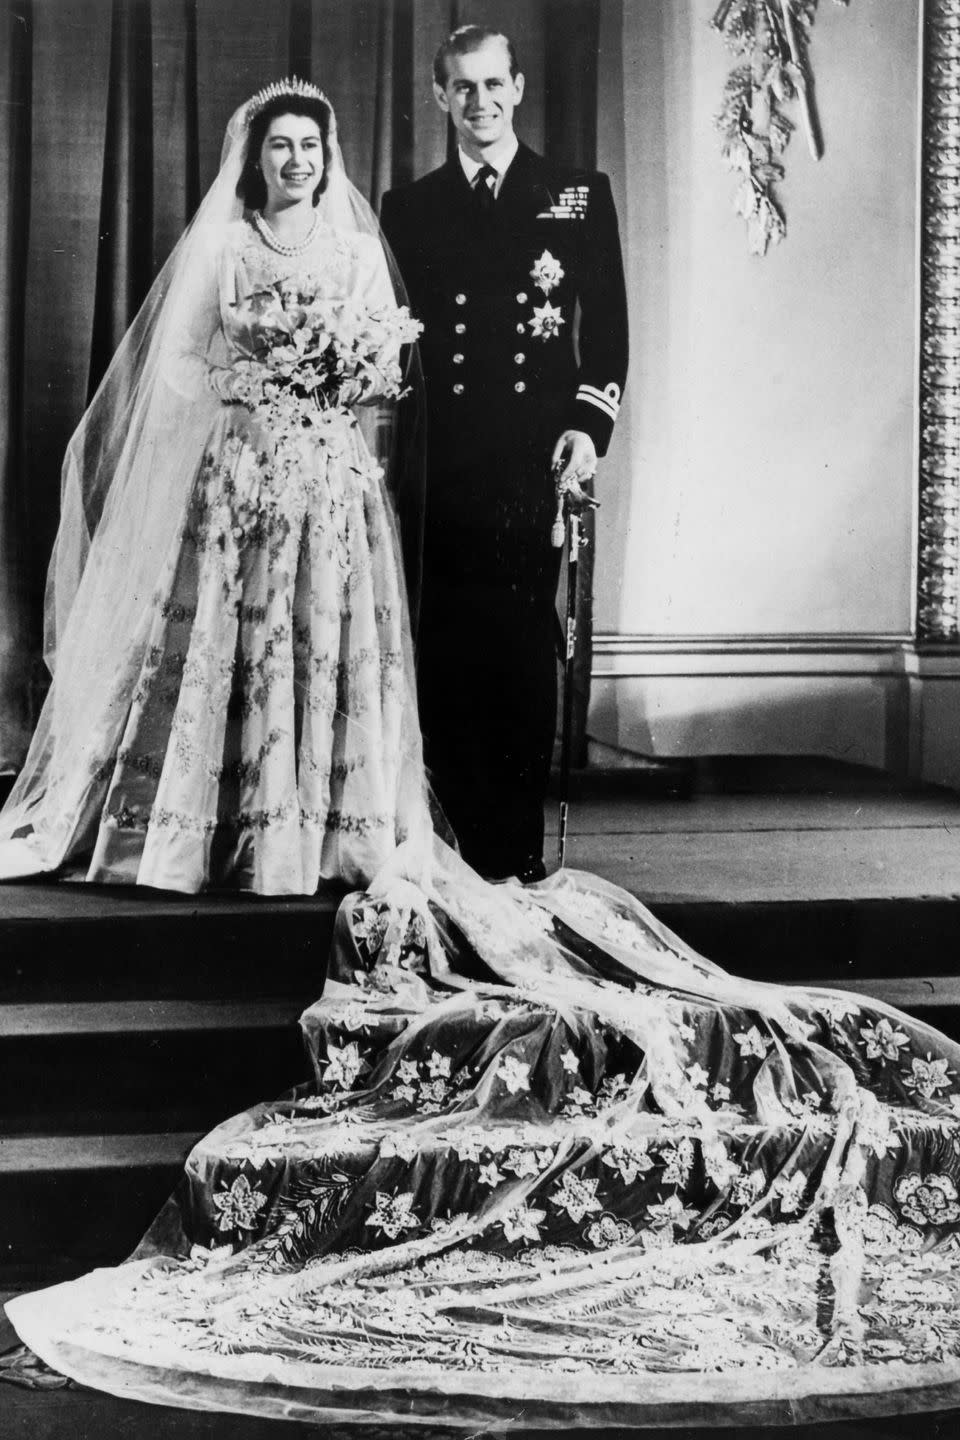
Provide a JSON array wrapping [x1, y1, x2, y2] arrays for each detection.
[[6, 85, 960, 1429]]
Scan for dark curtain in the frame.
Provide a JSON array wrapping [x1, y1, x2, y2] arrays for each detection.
[[0, 0, 604, 770]]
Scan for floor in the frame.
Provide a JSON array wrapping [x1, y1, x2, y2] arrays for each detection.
[[547, 759, 960, 903]]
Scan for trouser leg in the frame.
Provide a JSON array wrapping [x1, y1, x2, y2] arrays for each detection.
[[418, 569, 559, 880]]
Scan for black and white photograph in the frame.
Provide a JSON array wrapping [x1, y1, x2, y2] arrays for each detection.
[[1, 2, 959, 1437]]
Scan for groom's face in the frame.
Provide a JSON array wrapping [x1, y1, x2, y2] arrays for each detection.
[[434, 37, 524, 153]]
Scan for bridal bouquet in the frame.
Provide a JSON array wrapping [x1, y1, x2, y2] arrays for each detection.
[[229, 279, 422, 442]]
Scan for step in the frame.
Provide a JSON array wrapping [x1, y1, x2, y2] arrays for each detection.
[[0, 998, 304, 1037], [0, 1001, 312, 1136], [0, 1133, 200, 1284], [0, 882, 342, 1002]]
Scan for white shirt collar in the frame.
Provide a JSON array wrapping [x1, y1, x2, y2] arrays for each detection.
[[458, 134, 519, 192]]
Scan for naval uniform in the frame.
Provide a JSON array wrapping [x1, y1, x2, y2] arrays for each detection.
[[381, 140, 628, 879]]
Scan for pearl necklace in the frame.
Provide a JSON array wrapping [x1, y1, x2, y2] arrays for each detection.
[[253, 209, 320, 257]]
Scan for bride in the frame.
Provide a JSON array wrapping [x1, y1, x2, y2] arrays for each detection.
[[0, 81, 429, 895], [5, 81, 960, 1430]]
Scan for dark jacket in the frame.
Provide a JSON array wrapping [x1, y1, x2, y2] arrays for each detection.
[[381, 142, 628, 492]]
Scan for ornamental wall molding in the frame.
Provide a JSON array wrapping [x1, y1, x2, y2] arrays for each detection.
[[918, 0, 960, 646]]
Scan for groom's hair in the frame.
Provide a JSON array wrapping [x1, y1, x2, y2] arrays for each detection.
[[432, 25, 519, 87]]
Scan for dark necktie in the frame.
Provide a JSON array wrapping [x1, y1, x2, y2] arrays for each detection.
[[474, 163, 497, 213]]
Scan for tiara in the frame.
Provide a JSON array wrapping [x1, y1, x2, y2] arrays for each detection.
[[245, 78, 328, 122]]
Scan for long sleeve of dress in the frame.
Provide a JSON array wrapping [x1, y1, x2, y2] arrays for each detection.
[[162, 226, 235, 403]]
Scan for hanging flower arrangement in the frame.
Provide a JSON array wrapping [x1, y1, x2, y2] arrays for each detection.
[[712, 0, 850, 255]]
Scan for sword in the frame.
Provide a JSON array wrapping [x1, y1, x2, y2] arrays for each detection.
[[551, 469, 599, 870]]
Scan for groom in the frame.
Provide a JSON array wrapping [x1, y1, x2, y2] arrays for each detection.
[[381, 23, 628, 882]]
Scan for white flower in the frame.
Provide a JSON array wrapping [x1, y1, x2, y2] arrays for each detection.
[[396, 1058, 420, 1085], [453, 1135, 484, 1164], [427, 1050, 452, 1079], [859, 1017, 910, 1062], [528, 301, 565, 340], [379, 1132, 419, 1161], [502, 1147, 541, 1180], [340, 1001, 367, 1032], [894, 1172, 960, 1228], [904, 1055, 953, 1100], [550, 1172, 603, 1223], [686, 1063, 710, 1090], [565, 1085, 595, 1115], [353, 902, 387, 950], [429, 1212, 470, 1239], [497, 1056, 531, 1094], [702, 1139, 739, 1191], [733, 1026, 769, 1059], [601, 1142, 654, 1186], [711, 1082, 731, 1102], [365, 1190, 420, 1240], [323, 1041, 364, 1090], [560, 1049, 580, 1074], [731, 1168, 767, 1207], [855, 1096, 901, 1159], [418, 1078, 450, 1112], [501, 1203, 547, 1244], [860, 1202, 924, 1255], [817, 995, 860, 1025], [211, 1174, 269, 1234], [478, 1162, 505, 1188], [646, 1193, 698, 1232], [530, 249, 565, 295], [585, 1213, 635, 1249], [660, 1137, 695, 1187]]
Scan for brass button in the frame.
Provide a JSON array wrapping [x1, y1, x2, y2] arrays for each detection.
[[514, 381, 526, 393], [516, 322, 525, 334], [455, 292, 467, 305], [455, 323, 466, 334], [453, 353, 465, 364], [514, 352, 526, 364], [453, 382, 465, 395], [516, 291, 528, 304]]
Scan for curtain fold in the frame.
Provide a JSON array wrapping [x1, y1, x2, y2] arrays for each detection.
[[0, 0, 607, 769], [0, 0, 32, 770]]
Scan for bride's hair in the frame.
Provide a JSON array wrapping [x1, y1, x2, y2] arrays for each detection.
[[237, 94, 335, 210]]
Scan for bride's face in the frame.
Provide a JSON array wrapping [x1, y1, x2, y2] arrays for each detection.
[[259, 113, 324, 210]]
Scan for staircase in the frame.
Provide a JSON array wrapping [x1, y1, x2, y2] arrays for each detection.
[[3, 759, 960, 1289], [0, 881, 341, 1284]]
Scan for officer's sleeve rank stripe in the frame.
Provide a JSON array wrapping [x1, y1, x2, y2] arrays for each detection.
[[577, 383, 621, 421]]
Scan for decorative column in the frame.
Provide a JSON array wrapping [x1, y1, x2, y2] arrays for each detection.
[[918, 0, 960, 645]]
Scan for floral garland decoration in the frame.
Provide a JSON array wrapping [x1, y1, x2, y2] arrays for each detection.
[[712, 0, 850, 255]]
